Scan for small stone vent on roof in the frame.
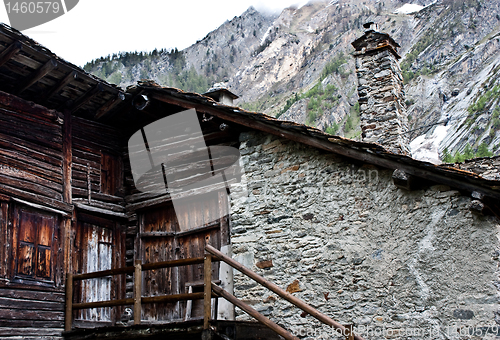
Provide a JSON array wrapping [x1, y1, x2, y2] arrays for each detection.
[[203, 84, 239, 106]]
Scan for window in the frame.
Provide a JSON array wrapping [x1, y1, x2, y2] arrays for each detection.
[[11, 206, 57, 285]]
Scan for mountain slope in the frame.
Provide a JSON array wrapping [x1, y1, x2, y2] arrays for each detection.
[[83, 0, 500, 163]]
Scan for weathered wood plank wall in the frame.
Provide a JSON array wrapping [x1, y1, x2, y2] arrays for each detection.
[[70, 117, 127, 326], [0, 90, 70, 212], [0, 91, 128, 336], [71, 116, 125, 210], [0, 91, 66, 338]]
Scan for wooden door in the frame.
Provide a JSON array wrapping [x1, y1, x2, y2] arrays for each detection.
[[74, 214, 122, 323], [139, 191, 229, 322]]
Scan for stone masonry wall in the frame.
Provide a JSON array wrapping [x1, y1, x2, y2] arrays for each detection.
[[229, 131, 499, 339], [355, 47, 411, 156]]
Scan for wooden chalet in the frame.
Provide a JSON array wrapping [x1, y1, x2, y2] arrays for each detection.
[[0, 23, 499, 340]]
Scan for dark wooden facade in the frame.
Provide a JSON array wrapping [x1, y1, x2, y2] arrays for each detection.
[[0, 88, 238, 336], [0, 90, 68, 337]]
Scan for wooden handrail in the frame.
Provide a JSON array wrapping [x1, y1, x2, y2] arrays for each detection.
[[72, 257, 210, 281], [142, 292, 204, 304], [73, 266, 134, 281], [66, 248, 348, 340], [205, 244, 366, 340], [142, 257, 207, 271], [65, 256, 211, 331], [73, 298, 134, 310], [71, 292, 205, 310], [211, 284, 299, 340]]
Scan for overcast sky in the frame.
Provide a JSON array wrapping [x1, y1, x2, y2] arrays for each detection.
[[0, 0, 309, 67]]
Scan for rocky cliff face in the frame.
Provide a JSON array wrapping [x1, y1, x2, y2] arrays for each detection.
[[84, 0, 500, 163]]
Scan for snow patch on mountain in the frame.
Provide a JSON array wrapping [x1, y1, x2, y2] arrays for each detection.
[[394, 4, 424, 14]]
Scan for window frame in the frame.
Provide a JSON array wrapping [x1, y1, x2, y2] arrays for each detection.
[[10, 205, 59, 287]]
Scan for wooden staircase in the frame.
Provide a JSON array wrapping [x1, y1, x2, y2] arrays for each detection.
[[63, 245, 363, 340]]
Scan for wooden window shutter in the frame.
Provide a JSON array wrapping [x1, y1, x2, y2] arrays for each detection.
[[14, 208, 55, 282], [36, 215, 54, 279], [16, 212, 37, 276]]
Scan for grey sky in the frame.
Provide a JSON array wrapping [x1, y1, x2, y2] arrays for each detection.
[[0, 0, 308, 66]]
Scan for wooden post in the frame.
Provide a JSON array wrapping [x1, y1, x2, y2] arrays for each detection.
[[203, 254, 212, 330], [65, 272, 73, 332], [133, 260, 142, 325], [62, 108, 73, 282]]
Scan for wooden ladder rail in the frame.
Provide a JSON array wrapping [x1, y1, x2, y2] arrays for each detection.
[[211, 283, 299, 340], [205, 244, 366, 340], [203, 253, 298, 340]]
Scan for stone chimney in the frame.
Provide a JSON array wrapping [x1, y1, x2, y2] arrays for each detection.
[[203, 85, 239, 106], [352, 22, 411, 156]]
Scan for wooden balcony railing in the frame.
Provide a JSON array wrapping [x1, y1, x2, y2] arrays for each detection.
[[65, 246, 365, 340], [65, 257, 213, 331]]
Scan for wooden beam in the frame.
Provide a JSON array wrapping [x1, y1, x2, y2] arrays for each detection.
[[133, 260, 142, 325], [95, 92, 126, 119], [44, 71, 78, 101], [18, 58, 58, 94], [62, 109, 72, 204], [73, 202, 127, 219], [0, 89, 62, 121], [203, 254, 212, 330], [142, 257, 206, 271], [142, 292, 204, 304], [392, 169, 415, 190], [72, 298, 134, 310], [0, 41, 22, 68], [65, 273, 73, 331], [68, 83, 104, 113], [71, 293, 204, 310], [150, 93, 500, 200], [211, 284, 299, 340], [73, 266, 134, 281]]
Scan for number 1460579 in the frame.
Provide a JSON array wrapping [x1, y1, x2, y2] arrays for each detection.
[[5, 2, 61, 14]]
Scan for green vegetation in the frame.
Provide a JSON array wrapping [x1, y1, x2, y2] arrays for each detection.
[[468, 85, 500, 115], [277, 52, 350, 125], [305, 83, 339, 124], [320, 52, 349, 80], [343, 102, 361, 139], [464, 85, 500, 130], [400, 3, 476, 84], [276, 93, 300, 119], [84, 47, 214, 93], [492, 106, 500, 130], [442, 142, 493, 163], [325, 122, 339, 135], [175, 66, 211, 94], [401, 31, 436, 83]]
